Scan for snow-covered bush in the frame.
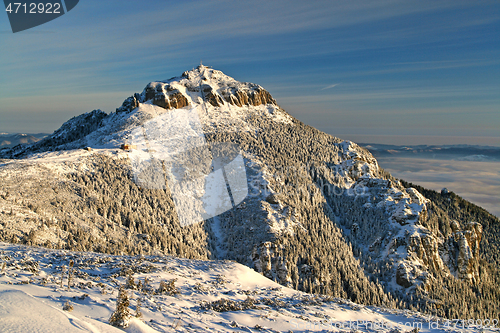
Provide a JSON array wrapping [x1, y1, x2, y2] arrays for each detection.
[[156, 278, 179, 295], [201, 296, 257, 312], [63, 301, 73, 312]]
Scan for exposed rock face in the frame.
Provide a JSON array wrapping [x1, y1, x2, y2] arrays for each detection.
[[390, 230, 441, 288], [396, 261, 428, 288], [219, 85, 276, 107], [265, 194, 281, 205], [396, 263, 413, 288], [356, 179, 484, 290], [394, 220, 483, 288], [116, 93, 142, 113], [407, 233, 444, 272], [251, 242, 292, 286], [464, 222, 482, 258], [448, 221, 482, 284], [144, 83, 190, 110], [196, 81, 276, 108], [122, 66, 277, 111], [201, 84, 225, 107]]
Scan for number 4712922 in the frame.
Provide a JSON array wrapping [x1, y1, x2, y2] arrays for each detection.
[[5, 3, 62, 14]]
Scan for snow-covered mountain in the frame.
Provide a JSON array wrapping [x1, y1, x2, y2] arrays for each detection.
[[1, 65, 499, 322], [0, 65, 289, 156]]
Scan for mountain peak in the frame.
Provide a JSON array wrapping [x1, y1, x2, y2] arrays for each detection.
[[1, 66, 289, 157], [117, 66, 276, 113]]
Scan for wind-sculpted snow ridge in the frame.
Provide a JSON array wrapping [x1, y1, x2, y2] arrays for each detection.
[[2, 242, 495, 333]]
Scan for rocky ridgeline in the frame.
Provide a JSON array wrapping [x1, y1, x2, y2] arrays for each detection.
[[1, 65, 279, 158], [182, 67, 276, 107], [0, 109, 107, 158], [146, 83, 190, 110]]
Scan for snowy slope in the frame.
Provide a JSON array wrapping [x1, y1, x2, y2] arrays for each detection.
[[1, 242, 493, 333]]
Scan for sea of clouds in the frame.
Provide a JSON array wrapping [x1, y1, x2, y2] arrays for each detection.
[[377, 157, 500, 218]]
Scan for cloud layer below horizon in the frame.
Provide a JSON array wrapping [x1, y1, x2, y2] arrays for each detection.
[[378, 156, 500, 218]]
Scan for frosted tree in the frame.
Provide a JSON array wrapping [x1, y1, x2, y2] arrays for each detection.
[[125, 273, 136, 290], [135, 298, 143, 320], [109, 286, 132, 328], [67, 260, 74, 290]]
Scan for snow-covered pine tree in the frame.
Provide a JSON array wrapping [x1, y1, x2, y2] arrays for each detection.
[[135, 298, 143, 320], [125, 273, 136, 290], [67, 260, 74, 290], [109, 286, 132, 328]]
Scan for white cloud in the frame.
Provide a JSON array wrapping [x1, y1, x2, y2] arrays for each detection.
[[321, 84, 340, 90]]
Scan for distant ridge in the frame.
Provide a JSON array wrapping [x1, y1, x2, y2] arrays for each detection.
[[0, 133, 48, 148], [361, 143, 500, 161]]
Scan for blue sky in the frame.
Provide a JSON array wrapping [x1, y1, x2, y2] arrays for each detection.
[[1, 0, 499, 146]]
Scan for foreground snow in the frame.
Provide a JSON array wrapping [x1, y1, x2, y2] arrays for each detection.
[[0, 243, 495, 332]]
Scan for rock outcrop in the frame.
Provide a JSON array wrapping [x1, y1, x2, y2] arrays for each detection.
[[407, 233, 445, 273], [394, 220, 483, 288], [447, 221, 482, 284], [144, 83, 190, 110], [201, 84, 225, 107], [219, 85, 276, 107], [116, 93, 142, 113], [117, 65, 276, 112]]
